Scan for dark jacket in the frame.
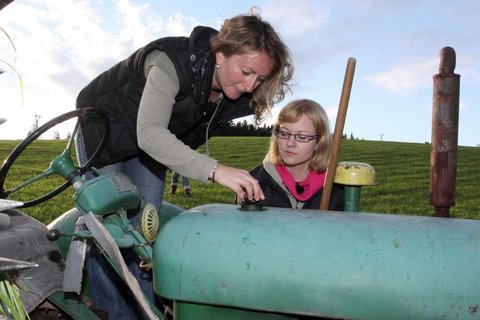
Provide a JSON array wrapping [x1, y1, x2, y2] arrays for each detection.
[[249, 164, 344, 211], [76, 26, 254, 167]]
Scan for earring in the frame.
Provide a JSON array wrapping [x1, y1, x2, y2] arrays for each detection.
[[216, 64, 219, 68]]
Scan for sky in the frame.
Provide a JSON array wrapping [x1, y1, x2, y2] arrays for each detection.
[[1, 0, 479, 147]]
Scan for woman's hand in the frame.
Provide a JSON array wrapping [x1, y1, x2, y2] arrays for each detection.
[[211, 163, 265, 202]]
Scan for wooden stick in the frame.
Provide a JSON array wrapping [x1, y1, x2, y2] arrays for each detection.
[[320, 57, 356, 210]]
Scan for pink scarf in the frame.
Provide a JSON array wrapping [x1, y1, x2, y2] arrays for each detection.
[[276, 165, 326, 201]]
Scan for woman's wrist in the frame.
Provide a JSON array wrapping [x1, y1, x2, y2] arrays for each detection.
[[208, 161, 218, 183]]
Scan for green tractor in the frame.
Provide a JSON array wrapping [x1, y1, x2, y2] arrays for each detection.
[[0, 104, 478, 320]]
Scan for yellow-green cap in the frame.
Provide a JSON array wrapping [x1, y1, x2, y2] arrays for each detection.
[[334, 161, 377, 186]]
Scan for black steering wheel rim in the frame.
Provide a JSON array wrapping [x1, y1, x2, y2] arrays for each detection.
[[0, 108, 109, 208]]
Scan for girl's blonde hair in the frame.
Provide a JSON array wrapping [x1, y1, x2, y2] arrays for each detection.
[[211, 13, 293, 124], [268, 99, 332, 172]]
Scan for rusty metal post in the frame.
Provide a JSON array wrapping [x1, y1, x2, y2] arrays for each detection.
[[430, 47, 460, 217]]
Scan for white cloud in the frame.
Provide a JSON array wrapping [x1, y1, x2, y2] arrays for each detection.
[[166, 13, 200, 36], [365, 58, 437, 95], [115, 0, 169, 47], [261, 0, 328, 36], [0, 0, 197, 139], [325, 105, 339, 122], [2, 0, 480, 146]]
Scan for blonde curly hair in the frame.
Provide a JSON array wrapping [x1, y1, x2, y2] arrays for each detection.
[[210, 13, 294, 124]]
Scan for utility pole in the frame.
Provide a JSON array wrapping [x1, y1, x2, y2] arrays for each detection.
[[33, 114, 41, 131], [27, 114, 41, 135]]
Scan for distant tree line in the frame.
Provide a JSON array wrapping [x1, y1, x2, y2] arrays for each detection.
[[33, 116, 361, 140], [213, 120, 360, 140], [342, 133, 359, 140], [213, 120, 273, 137]]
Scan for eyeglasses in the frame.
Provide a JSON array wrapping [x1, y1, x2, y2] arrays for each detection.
[[275, 130, 318, 143]]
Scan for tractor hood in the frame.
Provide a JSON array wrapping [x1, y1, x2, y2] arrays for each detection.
[[153, 204, 480, 319]]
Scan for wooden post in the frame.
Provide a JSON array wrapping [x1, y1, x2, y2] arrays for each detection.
[[320, 58, 356, 210]]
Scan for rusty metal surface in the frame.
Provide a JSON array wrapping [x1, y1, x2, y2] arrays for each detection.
[[430, 47, 460, 217]]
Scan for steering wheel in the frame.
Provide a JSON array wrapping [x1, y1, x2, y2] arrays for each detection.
[[0, 108, 109, 208]]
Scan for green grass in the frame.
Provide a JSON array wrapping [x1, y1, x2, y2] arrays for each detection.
[[1, 137, 479, 224]]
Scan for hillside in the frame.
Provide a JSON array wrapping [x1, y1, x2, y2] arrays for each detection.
[[1, 138, 478, 223]]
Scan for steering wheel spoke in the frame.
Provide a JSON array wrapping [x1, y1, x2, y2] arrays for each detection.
[[3, 170, 51, 195], [0, 108, 109, 208]]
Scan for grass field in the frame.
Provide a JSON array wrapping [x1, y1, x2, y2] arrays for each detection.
[[1, 137, 479, 224]]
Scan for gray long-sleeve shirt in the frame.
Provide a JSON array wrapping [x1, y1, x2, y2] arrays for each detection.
[[137, 50, 217, 182]]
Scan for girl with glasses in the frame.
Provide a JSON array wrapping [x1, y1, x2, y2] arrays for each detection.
[[247, 99, 344, 210]]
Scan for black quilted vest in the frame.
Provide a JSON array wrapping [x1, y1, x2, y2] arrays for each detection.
[[76, 26, 254, 167]]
